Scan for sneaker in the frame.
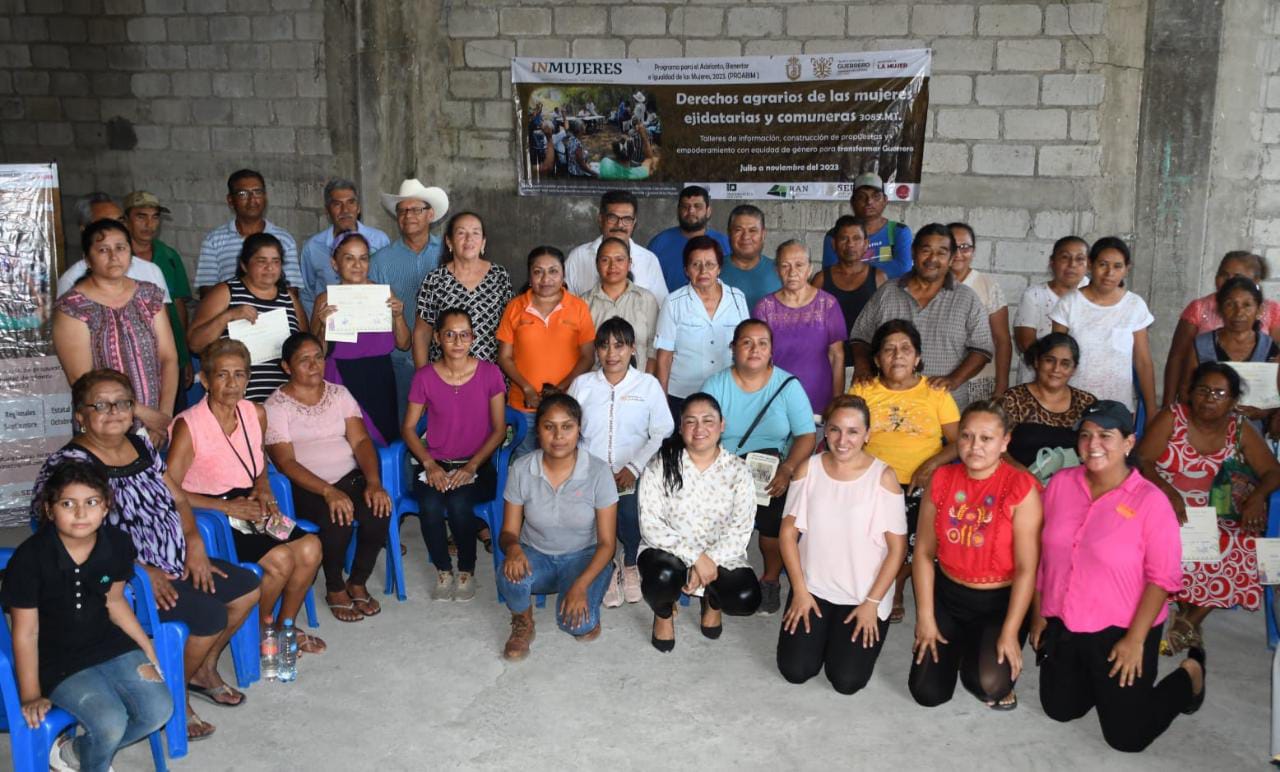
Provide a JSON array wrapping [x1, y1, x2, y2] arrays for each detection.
[[432, 570, 455, 601], [758, 580, 782, 615], [454, 572, 476, 602], [622, 564, 642, 603], [49, 734, 78, 772], [503, 608, 536, 660], [602, 561, 623, 608]]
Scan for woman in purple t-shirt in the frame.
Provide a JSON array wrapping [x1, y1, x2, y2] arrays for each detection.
[[403, 307, 508, 602], [753, 240, 847, 414]]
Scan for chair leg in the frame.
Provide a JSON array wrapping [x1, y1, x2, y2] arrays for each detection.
[[148, 730, 168, 772], [385, 512, 406, 601], [158, 625, 188, 759], [304, 587, 319, 628]]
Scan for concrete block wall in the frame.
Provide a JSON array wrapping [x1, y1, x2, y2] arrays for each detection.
[[438, 0, 1132, 316], [1249, 3, 1280, 300], [0, 0, 338, 266]]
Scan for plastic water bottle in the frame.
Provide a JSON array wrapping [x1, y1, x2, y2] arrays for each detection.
[[260, 618, 279, 682], [278, 619, 298, 683]]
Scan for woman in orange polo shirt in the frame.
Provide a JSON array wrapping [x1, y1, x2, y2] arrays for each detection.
[[497, 246, 596, 459]]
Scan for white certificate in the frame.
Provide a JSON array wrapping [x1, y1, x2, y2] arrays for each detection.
[[1256, 538, 1280, 585], [1180, 506, 1221, 564], [227, 307, 291, 365], [1223, 361, 1279, 409], [745, 452, 780, 507], [326, 284, 392, 334]]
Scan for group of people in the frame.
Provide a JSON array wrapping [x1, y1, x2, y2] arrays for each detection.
[[7, 168, 1280, 769]]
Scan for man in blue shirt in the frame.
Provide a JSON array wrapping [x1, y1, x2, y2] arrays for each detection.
[[820, 172, 914, 279], [646, 185, 731, 293], [370, 178, 448, 421], [719, 204, 781, 312], [298, 178, 391, 314]]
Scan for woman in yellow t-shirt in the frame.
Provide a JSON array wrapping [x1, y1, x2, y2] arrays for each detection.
[[850, 319, 959, 622]]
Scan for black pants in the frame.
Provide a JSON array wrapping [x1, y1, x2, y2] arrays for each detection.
[[776, 591, 890, 695], [637, 548, 761, 618], [908, 570, 1025, 706], [1038, 618, 1193, 752], [291, 469, 390, 593]]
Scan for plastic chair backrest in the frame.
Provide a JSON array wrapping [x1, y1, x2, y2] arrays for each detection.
[[1267, 489, 1280, 649], [268, 464, 295, 519]]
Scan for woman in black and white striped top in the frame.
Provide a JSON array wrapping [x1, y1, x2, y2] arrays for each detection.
[[189, 232, 307, 402]]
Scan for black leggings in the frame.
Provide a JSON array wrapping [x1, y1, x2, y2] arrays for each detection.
[[637, 548, 761, 618], [908, 570, 1025, 706], [1038, 619, 1193, 753], [290, 469, 390, 593], [776, 591, 890, 695]]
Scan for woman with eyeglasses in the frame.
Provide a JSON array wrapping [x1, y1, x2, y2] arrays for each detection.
[[189, 232, 308, 402], [53, 219, 179, 447], [309, 231, 409, 446], [948, 223, 1011, 400], [1012, 236, 1089, 386], [1137, 362, 1280, 655], [31, 369, 262, 741], [653, 235, 750, 422]]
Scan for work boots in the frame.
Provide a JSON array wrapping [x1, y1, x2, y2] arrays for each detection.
[[503, 608, 535, 660]]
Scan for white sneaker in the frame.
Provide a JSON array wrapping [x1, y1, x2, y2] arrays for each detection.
[[603, 561, 623, 608], [455, 572, 476, 602], [48, 734, 79, 772], [432, 570, 455, 601], [622, 564, 642, 604]]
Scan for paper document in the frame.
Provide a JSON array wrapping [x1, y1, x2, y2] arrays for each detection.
[[745, 452, 780, 507], [227, 307, 291, 365], [1180, 506, 1221, 564], [1256, 538, 1280, 585], [1221, 362, 1279, 409], [325, 283, 392, 336]]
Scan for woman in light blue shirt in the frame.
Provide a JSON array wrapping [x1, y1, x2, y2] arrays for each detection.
[[653, 235, 750, 423], [702, 318, 816, 617]]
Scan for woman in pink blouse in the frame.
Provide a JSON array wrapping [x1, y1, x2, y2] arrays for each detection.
[[265, 332, 392, 623], [1031, 400, 1205, 752]]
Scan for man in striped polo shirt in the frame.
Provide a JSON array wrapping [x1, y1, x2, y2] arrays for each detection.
[[193, 168, 301, 295]]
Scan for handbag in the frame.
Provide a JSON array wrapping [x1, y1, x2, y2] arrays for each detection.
[[1209, 418, 1258, 521], [1027, 446, 1081, 485]]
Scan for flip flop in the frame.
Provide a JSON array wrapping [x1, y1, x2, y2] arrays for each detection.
[[325, 601, 364, 623], [987, 692, 1018, 711], [350, 594, 381, 616], [186, 713, 216, 741], [186, 682, 246, 708], [297, 630, 327, 654], [888, 604, 905, 624]]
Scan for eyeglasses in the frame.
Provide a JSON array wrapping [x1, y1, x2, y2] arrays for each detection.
[[441, 330, 473, 342], [85, 398, 134, 414], [955, 244, 975, 252], [397, 205, 431, 218], [688, 261, 719, 273], [232, 188, 266, 200], [1192, 386, 1230, 401], [604, 213, 636, 226]]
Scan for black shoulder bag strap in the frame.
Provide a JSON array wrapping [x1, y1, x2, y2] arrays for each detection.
[[735, 375, 798, 453]]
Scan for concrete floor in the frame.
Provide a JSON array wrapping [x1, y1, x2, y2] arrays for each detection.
[[2, 521, 1272, 771]]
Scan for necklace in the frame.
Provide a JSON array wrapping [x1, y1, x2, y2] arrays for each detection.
[[439, 360, 472, 393]]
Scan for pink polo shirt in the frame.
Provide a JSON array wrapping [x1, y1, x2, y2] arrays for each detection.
[[1037, 466, 1182, 634]]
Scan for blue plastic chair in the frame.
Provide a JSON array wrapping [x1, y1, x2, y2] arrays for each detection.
[[192, 512, 263, 689], [0, 548, 172, 770], [1265, 489, 1280, 650], [379, 407, 528, 602], [123, 566, 190, 760]]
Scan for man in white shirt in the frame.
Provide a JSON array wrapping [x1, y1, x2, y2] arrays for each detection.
[[56, 193, 172, 301], [565, 190, 668, 304]]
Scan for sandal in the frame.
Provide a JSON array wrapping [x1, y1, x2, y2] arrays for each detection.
[[478, 529, 493, 554], [988, 692, 1018, 711], [889, 603, 905, 624], [297, 630, 327, 654], [325, 593, 365, 623], [348, 588, 381, 616], [186, 713, 216, 741], [1161, 610, 1199, 657], [186, 682, 246, 708]]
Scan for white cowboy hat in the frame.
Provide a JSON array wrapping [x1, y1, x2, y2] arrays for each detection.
[[632, 91, 646, 103], [380, 178, 449, 222]]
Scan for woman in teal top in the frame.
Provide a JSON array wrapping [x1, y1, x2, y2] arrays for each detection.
[[700, 318, 816, 616]]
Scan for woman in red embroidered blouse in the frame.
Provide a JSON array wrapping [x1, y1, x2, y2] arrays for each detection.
[[909, 401, 1042, 711]]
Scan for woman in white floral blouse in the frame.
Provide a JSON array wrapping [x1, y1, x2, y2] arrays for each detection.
[[637, 392, 761, 652]]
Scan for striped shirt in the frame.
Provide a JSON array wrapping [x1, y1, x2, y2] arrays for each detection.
[[222, 278, 301, 402], [370, 236, 442, 333], [195, 219, 301, 290]]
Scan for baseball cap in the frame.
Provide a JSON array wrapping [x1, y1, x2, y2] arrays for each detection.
[[123, 190, 170, 214], [852, 172, 884, 192], [1075, 400, 1134, 433]]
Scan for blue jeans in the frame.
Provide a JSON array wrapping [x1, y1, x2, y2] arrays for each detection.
[[617, 492, 639, 566], [390, 349, 416, 428], [48, 649, 173, 772], [496, 544, 613, 635], [510, 413, 539, 462]]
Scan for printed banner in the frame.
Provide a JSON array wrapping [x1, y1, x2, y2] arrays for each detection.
[[512, 49, 930, 200], [0, 163, 67, 527]]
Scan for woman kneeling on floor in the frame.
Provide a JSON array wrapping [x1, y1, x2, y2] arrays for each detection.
[[638, 392, 761, 652], [909, 401, 1043, 711], [497, 394, 618, 660], [776, 395, 906, 693]]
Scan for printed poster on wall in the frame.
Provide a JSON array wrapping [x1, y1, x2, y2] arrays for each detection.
[[512, 49, 930, 201], [0, 163, 68, 527]]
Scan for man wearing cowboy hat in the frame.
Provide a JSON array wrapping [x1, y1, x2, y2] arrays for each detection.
[[370, 177, 448, 417], [632, 90, 647, 124]]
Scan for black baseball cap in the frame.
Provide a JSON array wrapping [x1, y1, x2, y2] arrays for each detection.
[[1075, 400, 1134, 433]]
